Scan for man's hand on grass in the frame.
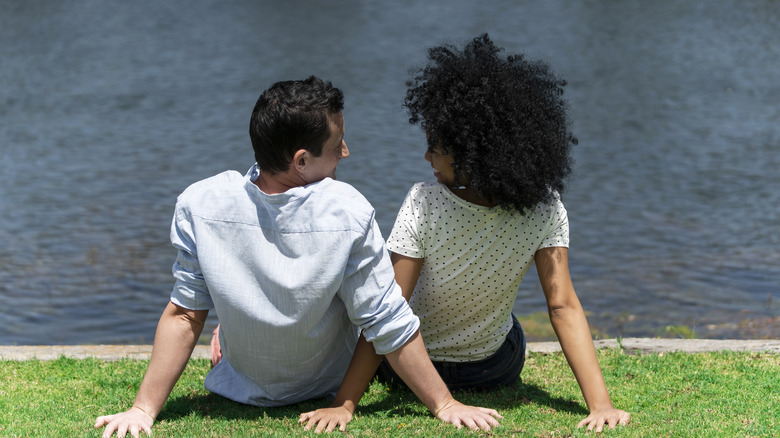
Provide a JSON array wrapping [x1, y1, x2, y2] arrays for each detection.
[[577, 408, 631, 432], [434, 398, 503, 431], [94, 406, 154, 438]]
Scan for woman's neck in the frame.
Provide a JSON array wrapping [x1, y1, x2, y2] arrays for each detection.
[[448, 185, 497, 207]]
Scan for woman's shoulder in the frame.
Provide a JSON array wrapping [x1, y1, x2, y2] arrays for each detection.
[[529, 190, 568, 222], [406, 182, 447, 198], [409, 181, 440, 192]]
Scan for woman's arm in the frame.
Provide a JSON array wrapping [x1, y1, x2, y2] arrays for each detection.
[[535, 247, 630, 432], [390, 252, 424, 301], [298, 333, 381, 433]]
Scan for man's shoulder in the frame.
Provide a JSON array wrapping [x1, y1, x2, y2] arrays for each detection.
[[310, 178, 372, 209], [175, 170, 247, 212], [179, 170, 245, 198], [302, 179, 377, 229]]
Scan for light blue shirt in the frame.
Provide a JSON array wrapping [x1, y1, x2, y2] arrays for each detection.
[[170, 164, 419, 406]]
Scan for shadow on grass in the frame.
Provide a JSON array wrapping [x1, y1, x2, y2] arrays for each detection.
[[160, 379, 587, 423], [160, 392, 318, 422], [368, 380, 587, 416]]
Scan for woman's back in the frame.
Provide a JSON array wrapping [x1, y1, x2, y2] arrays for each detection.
[[387, 182, 568, 361]]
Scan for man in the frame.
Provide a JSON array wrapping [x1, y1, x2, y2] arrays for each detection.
[[95, 76, 501, 438]]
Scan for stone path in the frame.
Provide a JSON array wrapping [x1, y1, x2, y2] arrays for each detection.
[[1, 338, 778, 361]]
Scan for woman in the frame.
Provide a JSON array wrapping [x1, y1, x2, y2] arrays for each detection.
[[378, 33, 630, 432]]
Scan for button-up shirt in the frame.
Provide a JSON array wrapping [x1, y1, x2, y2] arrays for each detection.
[[170, 164, 419, 406]]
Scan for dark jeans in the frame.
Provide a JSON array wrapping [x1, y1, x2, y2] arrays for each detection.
[[378, 315, 526, 391]]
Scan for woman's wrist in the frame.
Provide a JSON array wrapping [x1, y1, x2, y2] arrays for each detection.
[[131, 404, 156, 420]]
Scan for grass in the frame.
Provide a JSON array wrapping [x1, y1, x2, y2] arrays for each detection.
[[1, 348, 778, 437]]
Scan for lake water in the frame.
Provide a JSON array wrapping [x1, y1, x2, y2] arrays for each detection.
[[1, 0, 778, 345]]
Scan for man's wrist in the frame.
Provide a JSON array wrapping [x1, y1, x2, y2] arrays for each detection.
[[430, 397, 457, 417]]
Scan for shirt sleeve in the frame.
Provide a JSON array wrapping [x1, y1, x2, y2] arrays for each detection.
[[538, 193, 570, 249], [169, 199, 214, 310], [338, 211, 419, 355], [386, 185, 426, 258]]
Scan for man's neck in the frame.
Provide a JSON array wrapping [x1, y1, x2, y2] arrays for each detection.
[[253, 169, 308, 194]]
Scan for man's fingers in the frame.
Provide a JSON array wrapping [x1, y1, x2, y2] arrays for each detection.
[[449, 417, 463, 429], [477, 413, 501, 431], [474, 417, 492, 431], [461, 417, 479, 431], [481, 407, 503, 418]]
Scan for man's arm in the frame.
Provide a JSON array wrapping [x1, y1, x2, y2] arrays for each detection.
[[384, 330, 502, 429], [388, 253, 500, 427], [535, 247, 631, 432], [300, 330, 501, 432], [300, 252, 423, 432], [300, 252, 500, 432], [95, 301, 208, 438]]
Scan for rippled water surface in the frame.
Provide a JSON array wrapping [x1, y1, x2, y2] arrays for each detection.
[[1, 0, 778, 344]]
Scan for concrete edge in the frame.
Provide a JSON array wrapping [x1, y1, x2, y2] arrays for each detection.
[[528, 338, 780, 355], [1, 338, 778, 361]]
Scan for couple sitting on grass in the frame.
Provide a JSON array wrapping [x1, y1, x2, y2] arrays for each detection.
[[95, 34, 630, 437]]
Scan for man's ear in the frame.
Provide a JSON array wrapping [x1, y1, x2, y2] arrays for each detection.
[[292, 149, 308, 173]]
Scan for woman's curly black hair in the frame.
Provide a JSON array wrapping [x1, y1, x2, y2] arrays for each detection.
[[405, 33, 577, 214]]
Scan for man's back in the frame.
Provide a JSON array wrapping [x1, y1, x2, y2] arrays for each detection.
[[170, 165, 415, 406]]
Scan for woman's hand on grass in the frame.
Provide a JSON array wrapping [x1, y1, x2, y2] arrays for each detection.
[[94, 406, 154, 438], [299, 406, 353, 433], [434, 399, 503, 431], [577, 408, 631, 432]]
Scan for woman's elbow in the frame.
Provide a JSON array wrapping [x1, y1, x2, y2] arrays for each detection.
[[546, 298, 581, 321]]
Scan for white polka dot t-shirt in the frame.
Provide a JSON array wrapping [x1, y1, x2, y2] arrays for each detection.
[[386, 182, 569, 362]]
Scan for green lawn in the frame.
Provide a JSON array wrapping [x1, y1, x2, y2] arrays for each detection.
[[1, 348, 777, 437]]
